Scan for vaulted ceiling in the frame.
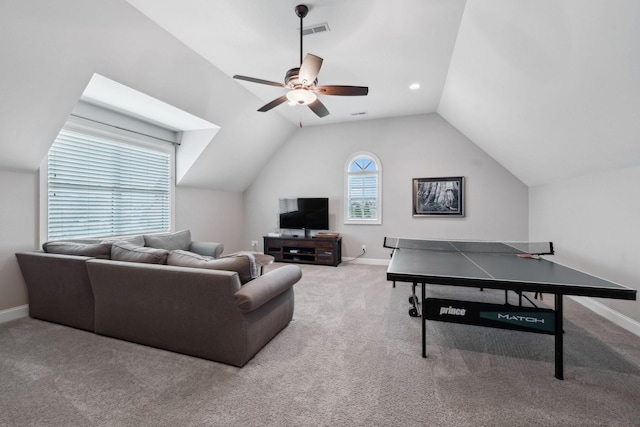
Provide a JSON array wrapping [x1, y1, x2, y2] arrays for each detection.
[[126, 0, 640, 187], [1, 1, 638, 191]]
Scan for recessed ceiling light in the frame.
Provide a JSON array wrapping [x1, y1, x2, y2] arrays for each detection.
[[409, 83, 420, 90]]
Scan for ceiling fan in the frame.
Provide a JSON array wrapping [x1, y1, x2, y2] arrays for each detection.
[[233, 4, 368, 118]]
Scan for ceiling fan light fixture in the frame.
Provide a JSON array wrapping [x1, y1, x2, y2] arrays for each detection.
[[286, 88, 317, 105], [232, 4, 367, 118]]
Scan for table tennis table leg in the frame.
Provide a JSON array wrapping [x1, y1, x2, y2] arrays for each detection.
[[554, 294, 564, 380], [422, 282, 427, 358]]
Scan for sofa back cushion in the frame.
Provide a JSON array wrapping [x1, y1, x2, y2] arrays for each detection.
[[111, 242, 169, 264], [167, 250, 254, 284], [102, 235, 145, 247], [144, 230, 191, 251], [42, 241, 112, 258]]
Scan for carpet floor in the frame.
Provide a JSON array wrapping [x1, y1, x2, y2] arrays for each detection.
[[1, 263, 639, 426]]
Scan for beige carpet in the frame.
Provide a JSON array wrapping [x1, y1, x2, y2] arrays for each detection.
[[1, 263, 639, 426]]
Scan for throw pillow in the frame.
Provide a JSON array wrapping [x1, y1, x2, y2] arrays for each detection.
[[42, 241, 112, 258], [167, 250, 254, 284], [111, 242, 169, 264], [189, 241, 224, 258], [143, 230, 191, 251], [221, 252, 260, 279]]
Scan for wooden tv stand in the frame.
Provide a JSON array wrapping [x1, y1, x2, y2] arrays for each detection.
[[263, 236, 342, 266]]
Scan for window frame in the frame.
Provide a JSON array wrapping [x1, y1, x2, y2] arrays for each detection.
[[344, 151, 382, 225], [40, 115, 175, 243]]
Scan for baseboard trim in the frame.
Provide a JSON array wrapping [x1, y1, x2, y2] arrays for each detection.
[[0, 304, 29, 324], [568, 296, 640, 337]]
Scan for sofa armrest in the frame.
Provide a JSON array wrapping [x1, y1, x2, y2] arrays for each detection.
[[15, 251, 96, 331], [189, 241, 224, 258], [235, 264, 302, 313]]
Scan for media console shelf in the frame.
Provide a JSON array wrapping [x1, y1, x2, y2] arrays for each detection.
[[264, 236, 342, 267]]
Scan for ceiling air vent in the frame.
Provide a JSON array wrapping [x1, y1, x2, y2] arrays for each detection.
[[301, 23, 330, 36], [351, 112, 367, 116]]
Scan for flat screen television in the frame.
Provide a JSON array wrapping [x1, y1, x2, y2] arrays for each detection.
[[279, 197, 329, 232]]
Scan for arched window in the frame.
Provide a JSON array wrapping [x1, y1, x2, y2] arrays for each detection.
[[344, 152, 382, 224]]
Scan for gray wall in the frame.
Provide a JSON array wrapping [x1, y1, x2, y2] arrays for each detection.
[[243, 114, 529, 260], [176, 187, 245, 255], [0, 170, 37, 311], [530, 166, 640, 324]]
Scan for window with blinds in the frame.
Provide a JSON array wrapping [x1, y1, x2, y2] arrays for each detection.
[[345, 152, 382, 224], [47, 119, 172, 240]]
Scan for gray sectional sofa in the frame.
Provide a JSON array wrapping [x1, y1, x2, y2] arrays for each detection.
[[15, 230, 302, 367]]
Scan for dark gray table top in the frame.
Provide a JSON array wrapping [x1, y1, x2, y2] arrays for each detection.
[[386, 238, 636, 300]]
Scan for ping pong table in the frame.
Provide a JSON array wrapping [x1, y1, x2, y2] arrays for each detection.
[[384, 237, 637, 380]]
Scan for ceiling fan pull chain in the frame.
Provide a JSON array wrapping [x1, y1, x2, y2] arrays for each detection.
[[299, 105, 303, 127]]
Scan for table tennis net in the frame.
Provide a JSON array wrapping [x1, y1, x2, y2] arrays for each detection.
[[384, 237, 554, 255]]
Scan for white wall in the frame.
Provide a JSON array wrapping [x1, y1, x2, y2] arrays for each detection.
[[243, 114, 529, 260], [0, 170, 37, 311], [530, 166, 640, 324], [175, 187, 244, 255]]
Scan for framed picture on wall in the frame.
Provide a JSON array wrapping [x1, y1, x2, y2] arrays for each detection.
[[412, 176, 465, 217]]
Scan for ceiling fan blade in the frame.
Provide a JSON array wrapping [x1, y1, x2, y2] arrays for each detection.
[[298, 54, 323, 86], [233, 75, 286, 88], [258, 95, 288, 112], [308, 99, 329, 118], [315, 85, 369, 96]]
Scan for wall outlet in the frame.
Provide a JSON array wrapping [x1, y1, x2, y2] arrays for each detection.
[[251, 240, 258, 247], [361, 244, 367, 252]]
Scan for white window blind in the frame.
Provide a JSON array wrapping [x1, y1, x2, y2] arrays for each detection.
[[47, 125, 171, 240], [345, 153, 382, 224]]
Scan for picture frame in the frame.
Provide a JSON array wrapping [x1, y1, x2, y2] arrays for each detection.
[[412, 176, 465, 217]]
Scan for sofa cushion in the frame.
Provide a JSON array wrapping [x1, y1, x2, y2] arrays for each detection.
[[111, 242, 169, 264], [42, 241, 112, 258], [167, 250, 254, 284], [144, 230, 191, 251], [102, 235, 145, 247]]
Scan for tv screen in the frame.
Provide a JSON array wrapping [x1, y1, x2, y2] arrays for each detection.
[[279, 198, 329, 231]]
